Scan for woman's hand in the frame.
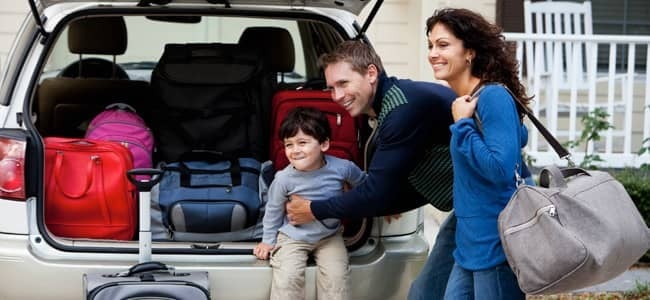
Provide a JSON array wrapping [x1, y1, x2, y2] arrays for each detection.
[[253, 242, 274, 260], [451, 95, 477, 122]]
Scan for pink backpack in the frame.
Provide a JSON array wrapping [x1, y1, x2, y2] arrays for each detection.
[[85, 103, 154, 172]]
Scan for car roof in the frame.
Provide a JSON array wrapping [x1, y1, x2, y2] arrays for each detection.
[[33, 0, 371, 15]]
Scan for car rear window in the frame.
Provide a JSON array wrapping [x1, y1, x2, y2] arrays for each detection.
[[41, 16, 307, 82]]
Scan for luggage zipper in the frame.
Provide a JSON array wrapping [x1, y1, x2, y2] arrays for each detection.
[[364, 117, 378, 171], [86, 121, 150, 136], [164, 165, 260, 176], [322, 111, 342, 126], [503, 204, 556, 235], [93, 134, 153, 161]]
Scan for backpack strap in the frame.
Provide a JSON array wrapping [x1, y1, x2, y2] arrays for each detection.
[[106, 102, 136, 112]]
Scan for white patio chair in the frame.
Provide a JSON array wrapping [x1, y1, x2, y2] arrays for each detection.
[[524, 0, 592, 88], [522, 0, 632, 158], [523, 0, 626, 115]]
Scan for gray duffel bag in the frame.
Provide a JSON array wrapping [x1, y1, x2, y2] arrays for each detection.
[[499, 165, 650, 295]]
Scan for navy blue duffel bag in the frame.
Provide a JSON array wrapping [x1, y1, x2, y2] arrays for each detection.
[[153, 152, 264, 242]]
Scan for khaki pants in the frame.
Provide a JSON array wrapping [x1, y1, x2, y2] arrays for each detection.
[[269, 231, 349, 300]]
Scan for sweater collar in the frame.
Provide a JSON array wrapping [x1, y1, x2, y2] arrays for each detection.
[[371, 72, 391, 116]]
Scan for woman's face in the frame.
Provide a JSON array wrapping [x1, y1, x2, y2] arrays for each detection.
[[427, 23, 474, 83]]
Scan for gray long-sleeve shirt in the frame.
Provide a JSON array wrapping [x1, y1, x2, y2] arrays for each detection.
[[262, 155, 366, 245]]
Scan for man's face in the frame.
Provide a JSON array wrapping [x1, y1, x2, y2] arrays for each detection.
[[324, 61, 377, 117]]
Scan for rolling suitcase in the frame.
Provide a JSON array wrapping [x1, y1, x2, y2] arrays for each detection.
[[270, 89, 362, 170], [84, 169, 211, 300]]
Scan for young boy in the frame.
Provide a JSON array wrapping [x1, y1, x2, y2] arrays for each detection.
[[254, 107, 365, 300]]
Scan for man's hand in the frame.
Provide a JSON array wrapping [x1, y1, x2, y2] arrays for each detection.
[[286, 194, 315, 225], [253, 242, 274, 260]]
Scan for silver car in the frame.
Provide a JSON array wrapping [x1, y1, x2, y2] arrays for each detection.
[[0, 1, 429, 299]]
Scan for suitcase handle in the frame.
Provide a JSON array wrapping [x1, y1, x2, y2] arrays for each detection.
[[127, 168, 163, 191], [53, 151, 95, 199], [178, 150, 233, 164], [177, 151, 242, 187], [105, 102, 136, 112], [539, 165, 590, 188], [123, 261, 173, 276]]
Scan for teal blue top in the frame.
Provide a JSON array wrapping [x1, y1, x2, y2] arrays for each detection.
[[449, 84, 529, 270]]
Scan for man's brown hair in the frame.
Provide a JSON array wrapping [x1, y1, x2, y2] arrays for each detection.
[[318, 40, 384, 75]]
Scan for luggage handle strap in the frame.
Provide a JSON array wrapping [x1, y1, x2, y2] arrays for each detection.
[[498, 84, 573, 163], [539, 165, 591, 188], [105, 102, 136, 112], [127, 168, 163, 191], [474, 83, 572, 164], [119, 261, 173, 277], [53, 151, 95, 199], [178, 151, 242, 188]]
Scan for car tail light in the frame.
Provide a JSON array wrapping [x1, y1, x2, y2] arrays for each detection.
[[0, 137, 26, 201]]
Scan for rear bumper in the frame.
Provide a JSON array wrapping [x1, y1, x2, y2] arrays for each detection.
[[0, 232, 428, 300]]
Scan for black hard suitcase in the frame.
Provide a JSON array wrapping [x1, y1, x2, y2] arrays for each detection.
[[83, 169, 211, 300]]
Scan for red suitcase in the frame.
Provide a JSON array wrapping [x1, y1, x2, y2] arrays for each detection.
[[270, 89, 362, 170], [44, 137, 137, 240]]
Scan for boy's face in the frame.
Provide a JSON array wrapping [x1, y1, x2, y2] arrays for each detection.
[[325, 61, 378, 117], [284, 129, 330, 172]]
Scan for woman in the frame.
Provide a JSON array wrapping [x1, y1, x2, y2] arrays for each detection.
[[426, 8, 531, 299]]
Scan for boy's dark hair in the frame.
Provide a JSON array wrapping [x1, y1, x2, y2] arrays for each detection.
[[278, 107, 331, 143]]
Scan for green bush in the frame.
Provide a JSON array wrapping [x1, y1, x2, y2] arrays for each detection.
[[614, 167, 650, 262]]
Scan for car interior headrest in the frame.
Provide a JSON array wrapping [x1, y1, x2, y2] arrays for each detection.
[[238, 27, 295, 73], [68, 16, 127, 55]]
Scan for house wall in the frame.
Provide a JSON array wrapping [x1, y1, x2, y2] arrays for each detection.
[[0, 0, 29, 71]]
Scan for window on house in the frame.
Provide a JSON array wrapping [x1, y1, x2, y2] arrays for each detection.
[[497, 0, 649, 72], [592, 0, 649, 71]]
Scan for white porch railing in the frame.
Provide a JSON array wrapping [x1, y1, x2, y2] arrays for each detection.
[[504, 32, 650, 168]]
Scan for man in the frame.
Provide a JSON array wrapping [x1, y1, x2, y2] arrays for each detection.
[[286, 40, 457, 299]]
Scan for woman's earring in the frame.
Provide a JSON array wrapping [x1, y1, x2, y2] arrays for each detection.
[[466, 57, 472, 65]]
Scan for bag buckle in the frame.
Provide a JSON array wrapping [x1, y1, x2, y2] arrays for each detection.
[[563, 154, 576, 167], [515, 164, 525, 187]]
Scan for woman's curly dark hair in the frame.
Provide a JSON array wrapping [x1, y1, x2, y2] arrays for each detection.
[[426, 8, 532, 115]]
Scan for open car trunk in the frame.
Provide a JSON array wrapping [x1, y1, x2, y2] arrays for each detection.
[[27, 2, 399, 256]]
